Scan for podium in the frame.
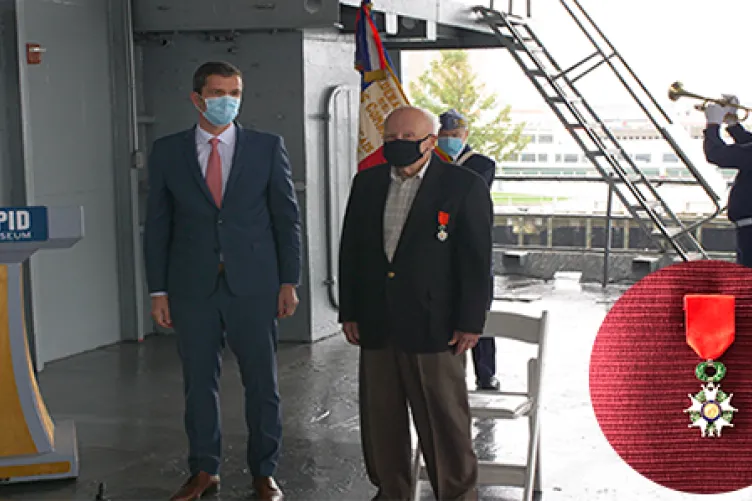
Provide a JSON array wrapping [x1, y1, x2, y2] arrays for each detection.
[[0, 206, 83, 483]]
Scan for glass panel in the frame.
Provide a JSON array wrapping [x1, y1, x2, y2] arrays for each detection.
[[538, 134, 554, 144], [662, 153, 679, 163]]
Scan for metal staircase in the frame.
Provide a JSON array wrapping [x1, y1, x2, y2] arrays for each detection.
[[473, 0, 726, 261]]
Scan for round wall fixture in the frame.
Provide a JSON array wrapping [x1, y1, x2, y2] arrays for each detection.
[[304, 0, 322, 13]]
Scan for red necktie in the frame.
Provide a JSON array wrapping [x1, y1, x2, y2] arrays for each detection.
[[206, 138, 223, 207]]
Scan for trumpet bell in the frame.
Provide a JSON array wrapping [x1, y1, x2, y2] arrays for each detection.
[[667, 80, 752, 122], [668, 81, 685, 102]]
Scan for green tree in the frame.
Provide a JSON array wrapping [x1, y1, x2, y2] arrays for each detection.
[[409, 50, 529, 161]]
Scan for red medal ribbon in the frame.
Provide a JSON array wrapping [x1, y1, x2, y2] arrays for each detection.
[[683, 294, 735, 360], [438, 211, 449, 226]]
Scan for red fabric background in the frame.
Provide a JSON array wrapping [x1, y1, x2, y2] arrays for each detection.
[[590, 260, 752, 494]]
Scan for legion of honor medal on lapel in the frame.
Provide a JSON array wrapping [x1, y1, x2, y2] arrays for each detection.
[[683, 294, 738, 438], [437, 211, 449, 242]]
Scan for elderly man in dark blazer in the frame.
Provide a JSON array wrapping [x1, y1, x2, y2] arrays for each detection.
[[339, 106, 493, 500], [144, 61, 301, 501]]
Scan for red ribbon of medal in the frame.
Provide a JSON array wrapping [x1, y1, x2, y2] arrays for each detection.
[[682, 294, 738, 438], [684, 294, 735, 360], [438, 211, 450, 226]]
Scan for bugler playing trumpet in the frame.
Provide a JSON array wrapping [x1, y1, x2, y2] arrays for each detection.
[[675, 82, 752, 267]]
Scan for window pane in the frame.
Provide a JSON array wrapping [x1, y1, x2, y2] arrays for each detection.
[[538, 134, 554, 144]]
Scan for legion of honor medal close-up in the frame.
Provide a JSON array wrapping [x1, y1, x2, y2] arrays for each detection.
[[683, 294, 738, 438]]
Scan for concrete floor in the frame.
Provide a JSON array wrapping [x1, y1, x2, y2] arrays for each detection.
[[2, 276, 751, 500]]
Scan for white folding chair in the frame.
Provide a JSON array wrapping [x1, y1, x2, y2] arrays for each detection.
[[410, 305, 549, 501]]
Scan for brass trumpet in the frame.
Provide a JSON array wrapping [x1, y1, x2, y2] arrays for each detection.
[[668, 81, 751, 121]]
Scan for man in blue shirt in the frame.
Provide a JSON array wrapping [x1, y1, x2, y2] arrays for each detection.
[[704, 96, 752, 267], [438, 109, 499, 390]]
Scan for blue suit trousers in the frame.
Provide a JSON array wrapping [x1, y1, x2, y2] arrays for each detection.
[[169, 273, 281, 477]]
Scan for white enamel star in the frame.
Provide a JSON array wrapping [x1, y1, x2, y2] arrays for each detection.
[[685, 382, 738, 437]]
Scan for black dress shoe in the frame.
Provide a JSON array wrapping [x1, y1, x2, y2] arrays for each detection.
[[477, 376, 501, 391]]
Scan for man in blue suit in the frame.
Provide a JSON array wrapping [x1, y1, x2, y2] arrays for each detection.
[[438, 109, 500, 391], [144, 61, 301, 501]]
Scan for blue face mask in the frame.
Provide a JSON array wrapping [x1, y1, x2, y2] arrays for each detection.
[[202, 96, 241, 126], [438, 136, 465, 159]]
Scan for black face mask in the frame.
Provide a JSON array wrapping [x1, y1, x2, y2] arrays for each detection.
[[383, 135, 431, 168]]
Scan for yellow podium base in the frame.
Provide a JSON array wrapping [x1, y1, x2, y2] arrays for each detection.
[[0, 264, 79, 484], [0, 420, 78, 484]]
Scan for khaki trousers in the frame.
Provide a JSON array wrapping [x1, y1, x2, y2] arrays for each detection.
[[359, 345, 478, 500]]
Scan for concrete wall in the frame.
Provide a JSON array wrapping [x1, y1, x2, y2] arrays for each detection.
[[14, 0, 123, 365], [0, 4, 23, 207], [0, 6, 13, 206], [140, 31, 304, 150], [107, 0, 147, 343], [133, 0, 340, 31], [302, 31, 359, 342]]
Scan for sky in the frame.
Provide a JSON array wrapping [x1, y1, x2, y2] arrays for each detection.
[[401, 0, 752, 121]]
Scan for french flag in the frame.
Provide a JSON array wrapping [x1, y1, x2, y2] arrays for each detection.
[[354, 0, 450, 172]]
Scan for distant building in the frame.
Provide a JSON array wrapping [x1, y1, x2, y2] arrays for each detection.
[[498, 109, 736, 183]]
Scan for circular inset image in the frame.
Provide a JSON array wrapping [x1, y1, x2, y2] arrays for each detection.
[[589, 260, 752, 494]]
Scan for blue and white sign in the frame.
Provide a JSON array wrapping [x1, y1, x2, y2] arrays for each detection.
[[0, 207, 49, 243]]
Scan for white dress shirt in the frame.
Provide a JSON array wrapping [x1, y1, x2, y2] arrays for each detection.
[[151, 124, 237, 298]]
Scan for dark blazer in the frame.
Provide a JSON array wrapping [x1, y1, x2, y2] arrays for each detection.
[[456, 145, 496, 188], [338, 154, 493, 353], [704, 123, 752, 222], [144, 123, 301, 298]]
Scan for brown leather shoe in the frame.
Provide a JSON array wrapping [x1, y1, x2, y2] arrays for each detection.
[[169, 472, 220, 501], [253, 476, 284, 500]]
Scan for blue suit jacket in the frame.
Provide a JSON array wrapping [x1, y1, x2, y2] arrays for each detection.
[[455, 145, 495, 308], [143, 123, 302, 298], [704, 123, 752, 222], [457, 145, 495, 188]]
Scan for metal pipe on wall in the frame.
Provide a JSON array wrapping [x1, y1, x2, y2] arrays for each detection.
[[323, 85, 351, 310], [124, 0, 148, 341], [125, 0, 139, 158], [108, 0, 147, 342]]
